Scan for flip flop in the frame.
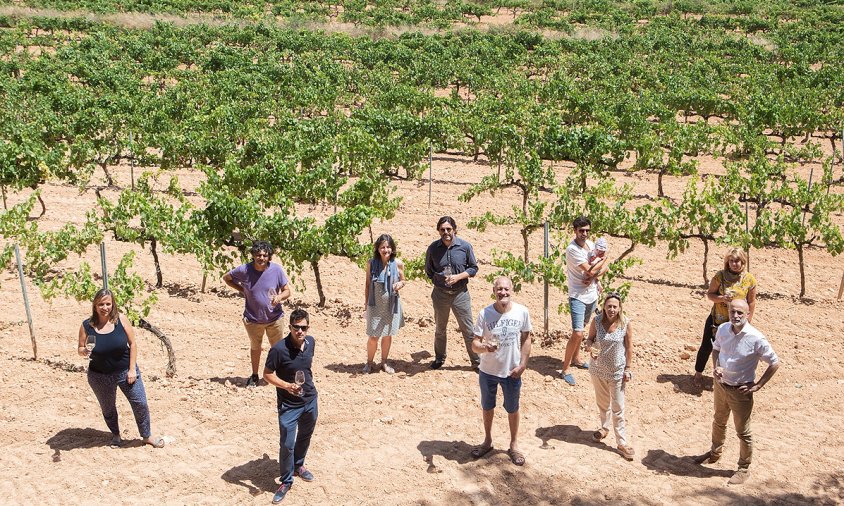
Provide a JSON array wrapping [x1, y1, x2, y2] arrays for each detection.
[[144, 436, 166, 448], [508, 449, 525, 466], [471, 445, 493, 459]]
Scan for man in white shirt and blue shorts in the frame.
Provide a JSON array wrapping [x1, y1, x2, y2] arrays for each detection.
[[562, 216, 608, 385], [469, 277, 532, 467]]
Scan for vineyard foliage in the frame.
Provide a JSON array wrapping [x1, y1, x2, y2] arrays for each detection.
[[0, 0, 842, 329]]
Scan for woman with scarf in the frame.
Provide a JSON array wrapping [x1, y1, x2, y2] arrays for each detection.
[[693, 248, 757, 387], [363, 234, 406, 374]]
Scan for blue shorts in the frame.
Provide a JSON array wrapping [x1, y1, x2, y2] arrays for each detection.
[[479, 370, 521, 413], [569, 297, 596, 332]]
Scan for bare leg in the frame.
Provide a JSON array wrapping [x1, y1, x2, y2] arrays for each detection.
[[508, 410, 520, 453], [562, 330, 584, 374], [366, 336, 378, 364], [481, 409, 494, 448], [380, 335, 392, 362]]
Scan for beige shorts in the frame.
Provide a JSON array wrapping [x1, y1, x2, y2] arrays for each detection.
[[243, 318, 285, 351]]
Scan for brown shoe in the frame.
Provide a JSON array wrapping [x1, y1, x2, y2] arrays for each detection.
[[694, 451, 721, 464], [617, 444, 635, 461], [592, 428, 609, 442], [728, 469, 749, 485]]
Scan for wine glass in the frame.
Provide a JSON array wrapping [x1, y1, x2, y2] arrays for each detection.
[[442, 265, 453, 285], [85, 334, 97, 359], [267, 288, 278, 310], [294, 370, 305, 395], [486, 334, 500, 349]]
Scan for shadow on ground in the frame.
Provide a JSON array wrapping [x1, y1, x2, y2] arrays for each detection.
[[656, 373, 712, 396], [221, 453, 279, 496]]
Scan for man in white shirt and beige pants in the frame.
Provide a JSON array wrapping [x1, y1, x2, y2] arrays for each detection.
[[698, 299, 779, 485]]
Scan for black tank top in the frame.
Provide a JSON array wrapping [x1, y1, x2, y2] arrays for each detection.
[[83, 318, 131, 374]]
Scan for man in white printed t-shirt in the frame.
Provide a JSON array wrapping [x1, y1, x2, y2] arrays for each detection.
[[562, 216, 609, 386], [469, 276, 532, 467]]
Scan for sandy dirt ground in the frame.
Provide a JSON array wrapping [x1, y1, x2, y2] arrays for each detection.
[[1, 151, 843, 505]]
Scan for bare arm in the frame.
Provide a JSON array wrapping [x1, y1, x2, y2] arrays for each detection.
[[746, 285, 757, 322], [471, 334, 496, 354], [583, 318, 597, 349], [77, 324, 88, 357], [223, 272, 244, 294], [393, 259, 407, 291], [740, 361, 779, 393], [706, 275, 727, 304], [363, 260, 371, 308], [274, 284, 291, 305], [711, 349, 722, 382], [623, 321, 633, 381], [122, 314, 139, 384], [263, 367, 301, 396]]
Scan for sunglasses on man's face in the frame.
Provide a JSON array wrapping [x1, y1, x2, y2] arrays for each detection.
[[290, 324, 309, 332]]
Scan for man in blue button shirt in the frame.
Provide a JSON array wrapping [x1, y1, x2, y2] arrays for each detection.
[[264, 309, 318, 503], [424, 216, 481, 370]]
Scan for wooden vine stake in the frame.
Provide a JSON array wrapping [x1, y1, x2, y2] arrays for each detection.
[[837, 272, 844, 301], [14, 244, 37, 359], [543, 221, 550, 333]]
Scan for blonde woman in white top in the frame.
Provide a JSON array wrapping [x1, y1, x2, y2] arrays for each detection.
[[583, 292, 635, 461]]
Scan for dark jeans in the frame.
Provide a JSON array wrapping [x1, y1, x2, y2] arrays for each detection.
[[278, 396, 318, 485], [87, 366, 151, 438], [431, 286, 479, 367], [695, 313, 716, 373]]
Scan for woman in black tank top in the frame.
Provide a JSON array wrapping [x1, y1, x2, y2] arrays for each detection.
[[77, 288, 165, 448]]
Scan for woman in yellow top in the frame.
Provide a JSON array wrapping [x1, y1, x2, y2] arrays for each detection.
[[693, 248, 757, 387]]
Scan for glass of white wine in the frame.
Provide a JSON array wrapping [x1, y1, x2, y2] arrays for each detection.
[[85, 334, 97, 360], [267, 288, 278, 310], [294, 370, 305, 396], [486, 334, 500, 350], [442, 265, 452, 285]]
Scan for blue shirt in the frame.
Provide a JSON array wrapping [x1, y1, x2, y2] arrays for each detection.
[[227, 262, 290, 323], [265, 334, 317, 409], [424, 236, 478, 290]]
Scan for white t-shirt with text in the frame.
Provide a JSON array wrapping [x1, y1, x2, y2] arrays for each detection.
[[566, 239, 598, 303], [474, 302, 532, 378]]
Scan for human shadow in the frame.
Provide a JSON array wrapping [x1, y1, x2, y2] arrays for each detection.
[[656, 373, 712, 396], [221, 453, 279, 496], [527, 354, 562, 377], [417, 439, 486, 472], [46, 427, 113, 452], [641, 449, 733, 478], [534, 424, 616, 456], [323, 350, 434, 377]]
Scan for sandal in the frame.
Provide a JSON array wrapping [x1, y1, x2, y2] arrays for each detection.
[[507, 449, 526, 466], [471, 445, 493, 459], [572, 361, 590, 370], [144, 436, 166, 448], [109, 435, 123, 448], [592, 428, 609, 442], [617, 444, 635, 461]]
